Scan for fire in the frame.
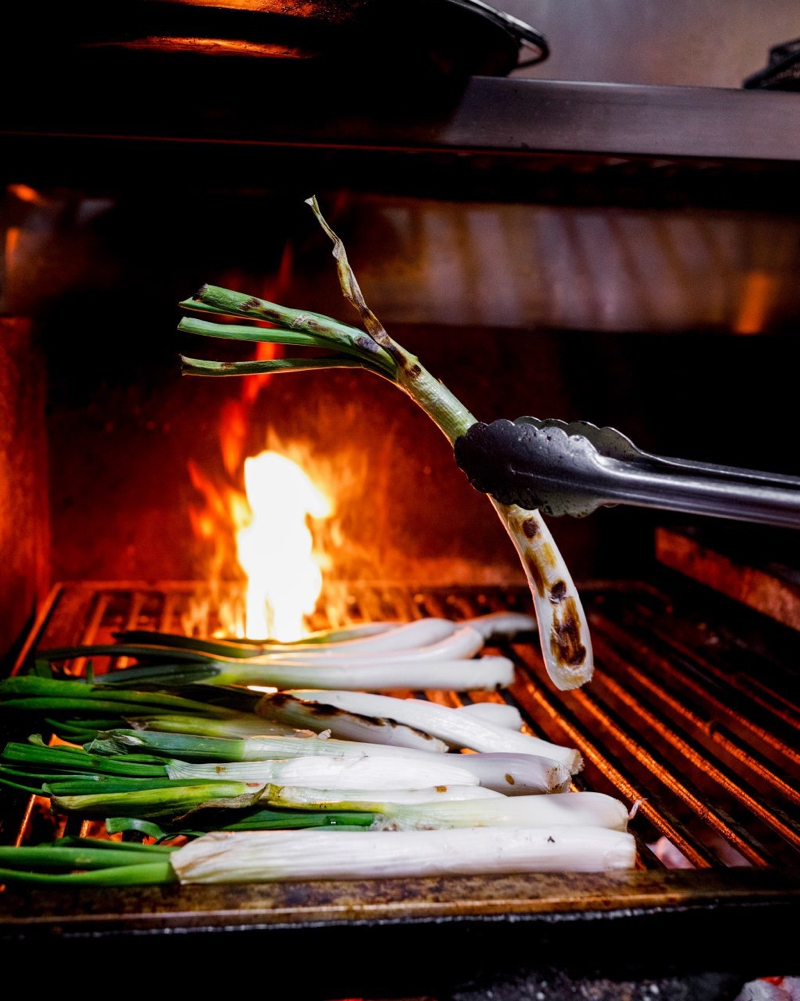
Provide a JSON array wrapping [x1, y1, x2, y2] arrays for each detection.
[[187, 443, 333, 641], [234, 450, 331, 641]]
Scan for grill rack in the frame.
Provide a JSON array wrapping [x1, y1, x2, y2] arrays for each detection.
[[1, 577, 799, 994]]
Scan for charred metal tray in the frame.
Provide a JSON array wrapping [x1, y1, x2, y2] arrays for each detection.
[[1, 579, 799, 994]]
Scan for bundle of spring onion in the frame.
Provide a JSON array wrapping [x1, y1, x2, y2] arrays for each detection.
[[89, 728, 573, 794], [0, 704, 579, 821], [0, 222, 625, 877], [1, 602, 592, 827], [177, 196, 593, 693], [0, 673, 638, 878]]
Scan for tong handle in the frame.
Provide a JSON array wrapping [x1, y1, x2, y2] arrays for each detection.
[[592, 457, 800, 527], [454, 418, 800, 529]]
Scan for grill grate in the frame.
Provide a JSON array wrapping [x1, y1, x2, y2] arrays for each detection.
[[2, 577, 800, 989]]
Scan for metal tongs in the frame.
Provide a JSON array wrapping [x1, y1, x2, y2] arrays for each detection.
[[453, 416, 800, 529]]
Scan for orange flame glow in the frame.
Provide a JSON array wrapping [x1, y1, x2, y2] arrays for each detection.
[[234, 451, 332, 640]]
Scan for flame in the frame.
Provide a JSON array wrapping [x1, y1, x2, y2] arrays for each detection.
[[234, 451, 332, 640]]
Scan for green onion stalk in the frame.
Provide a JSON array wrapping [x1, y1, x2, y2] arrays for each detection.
[[0, 838, 178, 886], [105, 808, 377, 841], [178, 197, 593, 692], [80, 653, 513, 694], [0, 676, 288, 745]]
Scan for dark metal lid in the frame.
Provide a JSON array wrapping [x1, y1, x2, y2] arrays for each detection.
[[7, 0, 548, 78]]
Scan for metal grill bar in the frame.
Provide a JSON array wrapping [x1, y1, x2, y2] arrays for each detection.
[[591, 631, 800, 835], [592, 613, 800, 779], [14, 578, 800, 870], [575, 659, 781, 866], [601, 591, 800, 752], [507, 650, 722, 869]]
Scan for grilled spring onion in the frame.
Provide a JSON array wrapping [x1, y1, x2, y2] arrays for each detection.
[[105, 807, 377, 838], [34, 619, 517, 695], [89, 730, 569, 794], [0, 839, 177, 886], [38, 778, 373, 830], [128, 708, 446, 752], [178, 197, 592, 693], [165, 753, 483, 790], [256, 696, 451, 753], [88, 728, 323, 761], [62, 612, 533, 667], [118, 616, 461, 658], [258, 690, 583, 774], [55, 624, 512, 694], [268, 789, 630, 832], [121, 611, 536, 653], [171, 826, 637, 883], [89, 653, 515, 694], [53, 624, 485, 667], [127, 714, 301, 739]]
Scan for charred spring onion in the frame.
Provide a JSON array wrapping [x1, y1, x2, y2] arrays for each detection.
[[257, 690, 583, 774], [178, 196, 593, 692], [90, 654, 515, 694]]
